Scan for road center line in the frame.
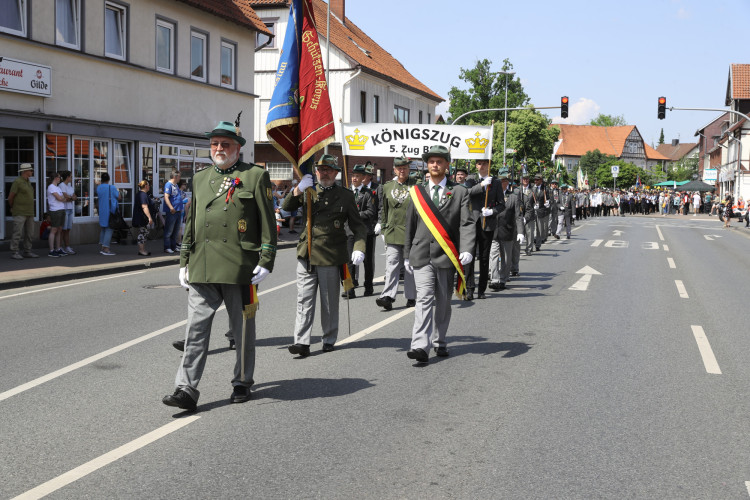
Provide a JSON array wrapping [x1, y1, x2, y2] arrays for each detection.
[[0, 280, 297, 403], [691, 325, 722, 375], [667, 258, 676, 269], [0, 271, 147, 301], [655, 224, 664, 241], [675, 280, 689, 299], [663, 244, 669, 252], [336, 307, 413, 346], [591, 239, 603, 247], [12, 416, 200, 500], [744, 480, 750, 496]]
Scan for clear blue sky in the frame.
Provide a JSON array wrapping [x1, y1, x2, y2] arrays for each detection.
[[345, 0, 750, 148]]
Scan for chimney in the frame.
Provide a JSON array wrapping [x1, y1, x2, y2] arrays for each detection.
[[331, 0, 345, 25], [671, 139, 679, 147]]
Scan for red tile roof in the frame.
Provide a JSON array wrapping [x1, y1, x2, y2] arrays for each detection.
[[726, 64, 750, 104], [655, 142, 698, 161], [250, 0, 443, 102], [555, 124, 669, 161], [175, 0, 271, 35]]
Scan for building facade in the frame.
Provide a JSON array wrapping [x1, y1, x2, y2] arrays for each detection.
[[250, 0, 442, 189], [1, 0, 268, 244]]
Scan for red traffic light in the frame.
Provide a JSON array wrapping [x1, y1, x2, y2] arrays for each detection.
[[561, 96, 569, 119], [658, 96, 667, 120]]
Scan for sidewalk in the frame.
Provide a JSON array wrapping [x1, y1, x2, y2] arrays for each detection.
[[0, 229, 300, 291]]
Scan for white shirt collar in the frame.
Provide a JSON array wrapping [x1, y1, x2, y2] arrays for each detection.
[[428, 177, 448, 191]]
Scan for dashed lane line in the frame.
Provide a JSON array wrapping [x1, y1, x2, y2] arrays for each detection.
[[0, 270, 148, 301], [0, 279, 298, 403], [667, 258, 676, 269], [663, 244, 669, 251], [336, 307, 414, 346], [656, 224, 665, 241], [691, 325, 721, 375], [675, 280, 689, 299], [11, 416, 201, 500]]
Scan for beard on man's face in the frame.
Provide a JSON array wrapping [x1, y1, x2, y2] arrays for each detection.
[[212, 149, 239, 169]]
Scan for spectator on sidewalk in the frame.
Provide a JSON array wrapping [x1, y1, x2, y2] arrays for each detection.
[[132, 180, 155, 256], [176, 179, 190, 248], [96, 172, 120, 256], [693, 191, 702, 216], [8, 163, 38, 260], [46, 172, 67, 258], [59, 170, 77, 254], [39, 213, 51, 241], [162, 170, 181, 254]]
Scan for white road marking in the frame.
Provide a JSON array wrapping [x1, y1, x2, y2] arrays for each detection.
[[569, 274, 592, 291], [655, 224, 664, 241], [667, 258, 676, 269], [675, 280, 689, 299], [642, 242, 659, 249], [663, 244, 669, 251], [613, 230, 623, 236], [0, 280, 298, 403], [704, 235, 714, 241], [691, 325, 722, 375], [336, 308, 413, 346], [12, 416, 200, 500], [591, 239, 603, 247], [604, 240, 629, 248], [576, 266, 601, 275], [744, 480, 750, 496], [0, 271, 147, 301]]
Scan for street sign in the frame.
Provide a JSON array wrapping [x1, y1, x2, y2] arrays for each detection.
[[505, 148, 517, 154], [611, 165, 619, 175], [612, 173, 618, 178]]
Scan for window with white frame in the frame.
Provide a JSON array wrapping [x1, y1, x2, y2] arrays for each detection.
[[105, 2, 127, 60], [156, 19, 174, 73], [190, 31, 207, 81], [113, 141, 133, 218], [56, 0, 80, 48], [256, 21, 275, 48], [0, 0, 26, 36], [220, 40, 235, 88], [266, 162, 293, 181], [394, 105, 410, 124]]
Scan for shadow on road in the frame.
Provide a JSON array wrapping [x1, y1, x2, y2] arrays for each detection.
[[251, 377, 376, 401]]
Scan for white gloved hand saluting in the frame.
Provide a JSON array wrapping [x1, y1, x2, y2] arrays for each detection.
[[517, 234, 525, 244], [251, 265, 270, 285], [179, 267, 189, 290], [351, 250, 365, 266], [481, 177, 492, 187], [458, 252, 473, 266], [481, 207, 493, 217], [296, 174, 314, 194], [374, 222, 382, 235]]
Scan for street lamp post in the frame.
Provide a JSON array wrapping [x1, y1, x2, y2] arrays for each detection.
[[499, 70, 515, 170]]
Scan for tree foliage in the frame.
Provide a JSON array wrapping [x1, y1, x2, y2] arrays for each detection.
[[591, 160, 655, 189], [659, 128, 665, 145], [506, 109, 559, 177], [589, 114, 627, 127], [666, 155, 699, 182]]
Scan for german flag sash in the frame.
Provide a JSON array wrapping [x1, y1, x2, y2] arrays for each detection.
[[409, 185, 466, 299], [340, 264, 354, 292], [241, 284, 259, 319]]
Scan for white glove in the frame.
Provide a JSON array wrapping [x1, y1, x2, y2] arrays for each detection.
[[481, 177, 492, 187], [179, 267, 189, 290], [517, 234, 525, 244], [481, 207, 493, 217], [573, 215, 576, 219], [458, 252, 473, 266], [374, 222, 382, 235], [297, 174, 314, 193], [351, 250, 365, 266], [534, 204, 539, 210], [404, 259, 413, 274], [544, 201, 550, 208], [251, 265, 270, 285]]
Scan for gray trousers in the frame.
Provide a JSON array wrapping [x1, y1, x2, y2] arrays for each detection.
[[524, 219, 535, 254], [294, 258, 340, 346], [176, 282, 256, 402], [380, 244, 416, 301], [411, 264, 454, 351], [10, 215, 34, 253], [511, 240, 520, 273], [491, 238, 515, 284], [555, 214, 564, 236], [535, 214, 549, 246]]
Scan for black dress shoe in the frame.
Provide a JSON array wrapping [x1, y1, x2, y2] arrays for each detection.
[[376, 296, 393, 311], [511, 271, 519, 277], [288, 343, 310, 357], [434, 346, 449, 357], [363, 287, 374, 296], [567, 235, 571, 239], [525, 251, 532, 256], [477, 292, 486, 299], [406, 348, 429, 362], [341, 289, 356, 299], [162, 389, 197, 411], [498, 283, 507, 290], [535, 246, 541, 251], [230, 386, 251, 403], [488, 283, 500, 291], [172, 340, 185, 351], [464, 290, 474, 301], [554, 234, 560, 239], [405, 299, 416, 308], [229, 338, 235, 350], [322, 343, 335, 352]]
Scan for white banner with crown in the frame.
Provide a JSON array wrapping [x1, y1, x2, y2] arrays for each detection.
[[341, 123, 493, 160]]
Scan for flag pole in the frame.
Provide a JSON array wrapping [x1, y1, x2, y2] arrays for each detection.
[[482, 121, 494, 229], [339, 119, 349, 188]]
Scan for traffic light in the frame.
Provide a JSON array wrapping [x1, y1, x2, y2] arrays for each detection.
[[561, 96, 569, 119], [658, 96, 666, 120]]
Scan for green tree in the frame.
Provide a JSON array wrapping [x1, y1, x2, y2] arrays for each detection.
[[666, 155, 699, 181], [578, 149, 617, 177], [593, 160, 653, 189], [447, 58, 530, 126], [506, 109, 559, 178], [659, 128, 665, 145], [589, 114, 627, 127]]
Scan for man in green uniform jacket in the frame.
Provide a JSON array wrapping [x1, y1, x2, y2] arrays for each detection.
[[283, 154, 367, 356], [163, 119, 277, 412]]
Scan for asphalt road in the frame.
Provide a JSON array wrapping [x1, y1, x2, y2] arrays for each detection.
[[2, 214, 750, 499]]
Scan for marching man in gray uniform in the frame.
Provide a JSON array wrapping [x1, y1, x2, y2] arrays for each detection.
[[284, 155, 368, 356], [404, 145, 475, 363], [375, 157, 417, 310], [163, 118, 277, 411], [518, 173, 536, 256], [490, 173, 523, 291]]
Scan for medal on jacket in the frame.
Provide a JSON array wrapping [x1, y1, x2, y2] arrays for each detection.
[[391, 185, 409, 204], [225, 177, 242, 203]]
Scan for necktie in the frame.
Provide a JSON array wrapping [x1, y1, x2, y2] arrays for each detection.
[[432, 185, 441, 205], [354, 187, 359, 201]]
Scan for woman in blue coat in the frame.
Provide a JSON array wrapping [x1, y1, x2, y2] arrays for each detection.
[[96, 172, 120, 255]]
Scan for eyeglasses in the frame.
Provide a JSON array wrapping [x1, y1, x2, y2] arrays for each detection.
[[210, 141, 234, 150]]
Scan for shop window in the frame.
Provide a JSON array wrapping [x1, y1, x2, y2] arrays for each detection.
[[113, 141, 133, 218], [0, 0, 26, 36], [156, 19, 174, 73], [4, 135, 37, 219], [105, 2, 127, 60], [73, 137, 91, 217]]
